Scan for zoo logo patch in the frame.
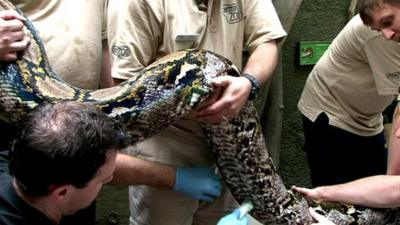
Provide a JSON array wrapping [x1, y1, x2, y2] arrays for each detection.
[[386, 71, 400, 83], [222, 3, 242, 24], [112, 45, 131, 58]]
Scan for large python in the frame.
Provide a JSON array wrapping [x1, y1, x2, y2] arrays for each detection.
[[0, 0, 398, 224]]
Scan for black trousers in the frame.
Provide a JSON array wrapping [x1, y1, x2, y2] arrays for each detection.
[[303, 113, 387, 187]]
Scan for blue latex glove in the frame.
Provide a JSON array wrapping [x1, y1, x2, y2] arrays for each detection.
[[217, 208, 249, 225], [173, 166, 222, 202]]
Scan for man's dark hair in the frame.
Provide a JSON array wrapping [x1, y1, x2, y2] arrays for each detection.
[[9, 102, 127, 196], [357, 0, 400, 25]]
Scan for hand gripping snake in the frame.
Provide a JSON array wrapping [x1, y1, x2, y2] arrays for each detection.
[[0, 0, 398, 224]]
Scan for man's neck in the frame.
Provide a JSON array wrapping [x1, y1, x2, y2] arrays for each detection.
[[13, 179, 61, 224]]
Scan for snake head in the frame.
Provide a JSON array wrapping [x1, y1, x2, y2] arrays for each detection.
[[195, 49, 240, 80]]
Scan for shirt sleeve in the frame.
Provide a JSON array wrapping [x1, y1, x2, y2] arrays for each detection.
[[363, 35, 400, 96], [107, 0, 163, 80], [244, 0, 287, 53], [102, 0, 108, 41]]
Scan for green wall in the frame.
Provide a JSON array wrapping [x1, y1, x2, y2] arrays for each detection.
[[279, 0, 352, 187]]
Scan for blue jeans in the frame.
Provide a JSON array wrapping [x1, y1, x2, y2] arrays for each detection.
[[303, 113, 387, 187]]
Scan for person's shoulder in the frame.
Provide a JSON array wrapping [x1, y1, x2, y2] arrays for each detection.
[[0, 175, 20, 225], [0, 179, 54, 225], [345, 14, 400, 56], [346, 14, 381, 41], [0, 214, 53, 225]]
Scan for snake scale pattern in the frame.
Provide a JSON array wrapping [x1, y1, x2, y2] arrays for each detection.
[[0, 0, 398, 224]]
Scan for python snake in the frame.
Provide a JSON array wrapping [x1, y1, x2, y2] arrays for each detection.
[[0, 0, 398, 224]]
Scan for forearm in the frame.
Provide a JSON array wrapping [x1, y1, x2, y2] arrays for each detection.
[[110, 153, 176, 189], [387, 103, 400, 175], [99, 40, 113, 88], [242, 41, 278, 85], [113, 78, 124, 86], [318, 175, 400, 208]]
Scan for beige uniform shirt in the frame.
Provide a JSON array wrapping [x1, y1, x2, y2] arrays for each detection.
[[107, 1, 286, 224], [108, 0, 286, 79], [107, 0, 286, 165], [298, 15, 399, 136], [13, 0, 107, 90]]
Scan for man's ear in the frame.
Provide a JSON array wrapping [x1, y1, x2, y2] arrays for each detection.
[[48, 184, 74, 202]]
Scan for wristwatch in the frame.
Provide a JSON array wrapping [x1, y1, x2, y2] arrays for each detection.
[[242, 73, 260, 100]]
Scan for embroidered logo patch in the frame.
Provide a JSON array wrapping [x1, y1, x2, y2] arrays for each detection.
[[222, 3, 242, 24], [386, 71, 400, 83], [112, 45, 131, 58]]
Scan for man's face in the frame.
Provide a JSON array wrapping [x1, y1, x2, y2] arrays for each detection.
[[64, 151, 117, 215], [369, 4, 400, 42]]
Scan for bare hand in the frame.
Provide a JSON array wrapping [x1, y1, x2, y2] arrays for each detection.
[[197, 75, 251, 123], [0, 10, 30, 61], [291, 185, 322, 202], [309, 208, 335, 225]]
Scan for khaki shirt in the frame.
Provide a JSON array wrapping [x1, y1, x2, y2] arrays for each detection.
[[13, 0, 107, 90], [108, 0, 287, 80], [107, 0, 286, 165], [298, 15, 399, 136]]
